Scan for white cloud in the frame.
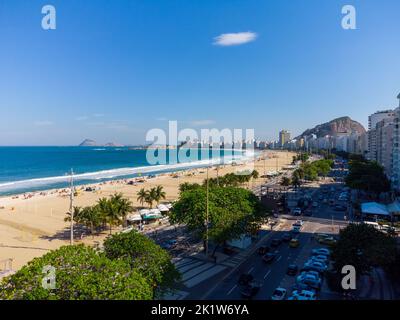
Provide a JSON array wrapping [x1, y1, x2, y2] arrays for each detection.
[[213, 31, 257, 46], [34, 120, 54, 126]]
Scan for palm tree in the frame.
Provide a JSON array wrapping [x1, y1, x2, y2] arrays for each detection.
[[153, 185, 166, 205], [137, 188, 148, 207], [146, 188, 158, 208], [280, 176, 291, 187], [80, 206, 101, 237], [64, 206, 83, 224], [110, 193, 133, 227], [96, 197, 120, 234]]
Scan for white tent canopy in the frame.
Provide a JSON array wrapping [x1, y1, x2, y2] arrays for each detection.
[[157, 204, 169, 212], [361, 202, 390, 216]]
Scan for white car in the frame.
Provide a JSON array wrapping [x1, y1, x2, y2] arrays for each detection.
[[310, 255, 328, 264], [289, 290, 317, 300], [312, 248, 331, 257], [271, 287, 287, 300], [292, 208, 302, 216], [303, 261, 327, 273], [294, 220, 304, 226]]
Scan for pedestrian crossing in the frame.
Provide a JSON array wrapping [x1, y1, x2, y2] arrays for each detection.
[[174, 257, 227, 289]]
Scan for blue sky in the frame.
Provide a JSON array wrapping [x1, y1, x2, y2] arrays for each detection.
[[0, 0, 399, 145]]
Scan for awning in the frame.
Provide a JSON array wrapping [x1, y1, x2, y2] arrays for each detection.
[[361, 202, 390, 216]]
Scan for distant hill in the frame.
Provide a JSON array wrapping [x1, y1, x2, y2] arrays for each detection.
[[78, 139, 124, 147], [79, 139, 98, 146], [297, 116, 366, 139]]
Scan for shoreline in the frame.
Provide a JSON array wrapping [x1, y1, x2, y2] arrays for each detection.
[[0, 150, 295, 271], [0, 148, 256, 197]]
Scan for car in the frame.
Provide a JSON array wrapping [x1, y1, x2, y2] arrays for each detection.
[[289, 238, 300, 248], [263, 252, 277, 263], [257, 245, 270, 255], [271, 287, 287, 300], [311, 255, 328, 264], [271, 238, 282, 247], [322, 198, 328, 204], [329, 199, 335, 206], [319, 237, 337, 246], [312, 202, 318, 208], [238, 273, 254, 286], [292, 225, 301, 234], [296, 274, 321, 289], [293, 220, 304, 226], [300, 270, 321, 279], [240, 280, 261, 299], [282, 233, 292, 242], [335, 205, 347, 211], [291, 283, 315, 293], [312, 248, 331, 257], [292, 207, 302, 216], [289, 290, 317, 300], [287, 264, 299, 276], [303, 261, 327, 273], [315, 233, 330, 241]]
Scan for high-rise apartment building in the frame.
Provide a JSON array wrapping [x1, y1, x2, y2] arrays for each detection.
[[391, 94, 400, 191], [278, 130, 291, 148]]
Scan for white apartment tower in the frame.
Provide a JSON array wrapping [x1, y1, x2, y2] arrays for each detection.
[[391, 93, 400, 191]]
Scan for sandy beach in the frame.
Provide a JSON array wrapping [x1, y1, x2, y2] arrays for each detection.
[[0, 150, 295, 271]]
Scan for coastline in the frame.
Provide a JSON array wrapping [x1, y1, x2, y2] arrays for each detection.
[[0, 150, 295, 272]]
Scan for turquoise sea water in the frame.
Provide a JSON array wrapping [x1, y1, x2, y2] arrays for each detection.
[[0, 147, 251, 195]]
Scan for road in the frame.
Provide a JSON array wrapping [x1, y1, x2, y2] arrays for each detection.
[[204, 178, 348, 300]]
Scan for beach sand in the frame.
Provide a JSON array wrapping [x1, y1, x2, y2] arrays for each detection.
[[0, 150, 295, 271]]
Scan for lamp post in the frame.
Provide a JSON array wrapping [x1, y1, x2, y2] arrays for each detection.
[[205, 165, 209, 258], [69, 169, 75, 245]]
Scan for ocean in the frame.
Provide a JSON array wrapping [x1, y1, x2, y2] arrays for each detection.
[[0, 147, 253, 196]]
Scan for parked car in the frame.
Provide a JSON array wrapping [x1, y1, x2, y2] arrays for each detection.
[[257, 246, 270, 255], [303, 261, 327, 273], [289, 238, 300, 248], [312, 248, 331, 257], [263, 252, 277, 263], [311, 255, 329, 264], [289, 290, 317, 300], [287, 264, 299, 276], [271, 287, 287, 300], [312, 202, 318, 208], [296, 274, 321, 289]]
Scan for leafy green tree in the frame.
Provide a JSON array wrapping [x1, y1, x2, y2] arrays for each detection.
[[137, 188, 149, 207], [0, 245, 152, 300], [345, 159, 391, 196], [103, 230, 180, 297], [332, 223, 397, 274], [179, 182, 201, 193], [170, 186, 266, 254]]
